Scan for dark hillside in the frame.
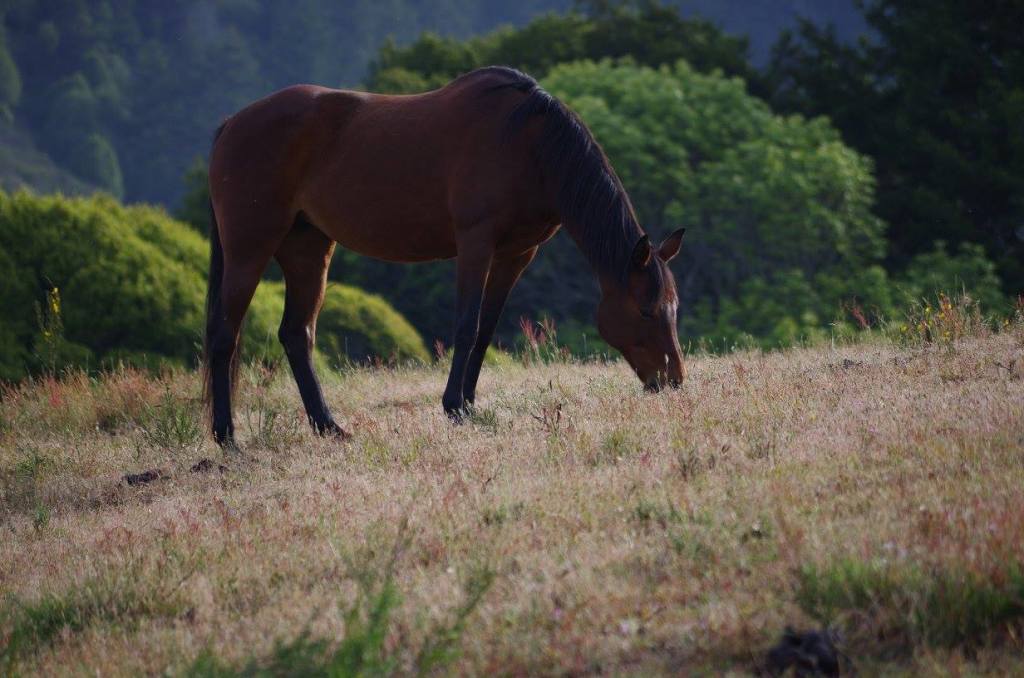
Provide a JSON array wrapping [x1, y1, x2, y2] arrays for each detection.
[[0, 0, 862, 206]]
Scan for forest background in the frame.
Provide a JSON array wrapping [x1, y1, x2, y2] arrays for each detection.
[[1, 0, 1020, 377]]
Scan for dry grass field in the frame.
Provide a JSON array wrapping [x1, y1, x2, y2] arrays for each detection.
[[2, 310, 1023, 676]]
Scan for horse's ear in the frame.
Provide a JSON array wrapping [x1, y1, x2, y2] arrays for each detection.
[[631, 235, 652, 269], [658, 228, 685, 263]]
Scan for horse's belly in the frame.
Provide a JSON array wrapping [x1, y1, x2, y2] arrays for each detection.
[[312, 208, 458, 263]]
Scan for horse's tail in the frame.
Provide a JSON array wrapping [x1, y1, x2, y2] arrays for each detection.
[[202, 122, 231, 417]]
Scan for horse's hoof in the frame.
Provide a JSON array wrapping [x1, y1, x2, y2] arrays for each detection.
[[445, 407, 465, 424], [317, 420, 351, 439], [214, 432, 240, 452]]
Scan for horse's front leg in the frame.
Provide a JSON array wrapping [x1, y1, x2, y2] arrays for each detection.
[[463, 247, 538, 406], [442, 240, 493, 421]]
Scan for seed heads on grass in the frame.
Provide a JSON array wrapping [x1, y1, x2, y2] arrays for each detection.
[[632, 499, 682, 528], [674, 444, 714, 480], [745, 426, 780, 463], [13, 447, 48, 480], [185, 521, 495, 676], [2, 446, 49, 514], [1, 566, 184, 670]]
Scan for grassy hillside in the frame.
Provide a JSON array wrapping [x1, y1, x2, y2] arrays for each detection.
[[2, 313, 1022, 674]]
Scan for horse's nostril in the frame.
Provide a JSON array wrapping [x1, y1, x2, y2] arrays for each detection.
[[644, 380, 662, 393]]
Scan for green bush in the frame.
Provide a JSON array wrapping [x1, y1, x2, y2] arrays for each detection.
[[0, 192, 206, 373], [0, 191, 427, 380], [896, 241, 1008, 313], [315, 283, 429, 364]]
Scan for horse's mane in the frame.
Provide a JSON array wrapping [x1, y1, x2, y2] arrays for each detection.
[[475, 67, 643, 282]]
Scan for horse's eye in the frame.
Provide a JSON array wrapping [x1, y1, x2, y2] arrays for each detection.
[[639, 309, 655, 319]]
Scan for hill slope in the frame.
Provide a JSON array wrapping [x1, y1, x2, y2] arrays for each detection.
[[1, 1, 862, 205], [2, 325, 1022, 674], [0, 122, 95, 196]]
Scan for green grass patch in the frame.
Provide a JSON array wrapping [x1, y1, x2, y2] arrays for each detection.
[[138, 386, 203, 451], [186, 525, 495, 677], [1, 571, 183, 670], [797, 558, 1024, 648]]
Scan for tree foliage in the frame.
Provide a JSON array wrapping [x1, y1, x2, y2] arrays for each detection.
[[767, 0, 1024, 293], [539, 60, 888, 347], [367, 1, 757, 92]]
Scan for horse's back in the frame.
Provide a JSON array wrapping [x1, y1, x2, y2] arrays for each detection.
[[211, 71, 556, 262]]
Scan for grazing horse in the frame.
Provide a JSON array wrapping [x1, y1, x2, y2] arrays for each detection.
[[204, 66, 686, 446]]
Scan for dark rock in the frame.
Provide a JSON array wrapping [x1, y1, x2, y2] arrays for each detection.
[[766, 627, 842, 676], [190, 458, 227, 474], [123, 469, 165, 486]]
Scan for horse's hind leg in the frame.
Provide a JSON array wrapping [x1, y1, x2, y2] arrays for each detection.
[[275, 217, 347, 437], [209, 259, 267, 446]]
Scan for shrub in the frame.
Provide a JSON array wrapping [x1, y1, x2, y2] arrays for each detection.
[[0, 191, 427, 379], [315, 283, 429, 364], [0, 191, 207, 373], [897, 241, 1008, 313]]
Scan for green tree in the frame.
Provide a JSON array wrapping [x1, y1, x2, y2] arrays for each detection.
[[897, 242, 1007, 313], [767, 0, 1024, 294], [523, 60, 888, 346], [68, 133, 123, 198], [366, 1, 756, 92]]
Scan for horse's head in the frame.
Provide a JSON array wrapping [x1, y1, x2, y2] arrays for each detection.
[[597, 228, 686, 392]]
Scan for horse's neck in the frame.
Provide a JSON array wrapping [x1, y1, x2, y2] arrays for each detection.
[[560, 214, 643, 285]]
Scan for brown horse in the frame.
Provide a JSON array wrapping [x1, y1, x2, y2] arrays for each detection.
[[204, 66, 686, 445]]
